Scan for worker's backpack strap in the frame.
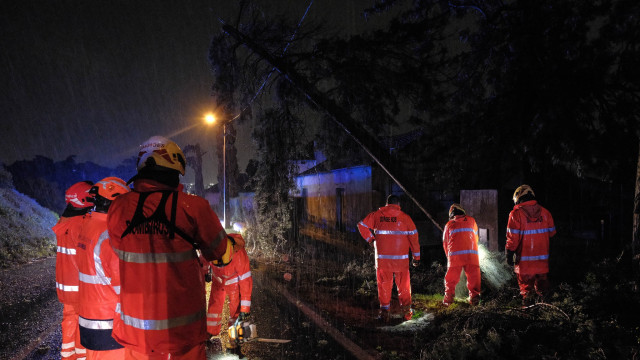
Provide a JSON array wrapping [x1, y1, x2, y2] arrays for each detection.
[[120, 191, 198, 250]]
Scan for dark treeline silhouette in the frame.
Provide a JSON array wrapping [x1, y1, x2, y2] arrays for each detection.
[[4, 155, 136, 214]]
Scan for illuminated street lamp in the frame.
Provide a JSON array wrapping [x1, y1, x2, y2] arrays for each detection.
[[204, 113, 228, 229]]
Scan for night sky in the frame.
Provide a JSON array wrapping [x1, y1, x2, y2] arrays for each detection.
[[0, 1, 374, 184]]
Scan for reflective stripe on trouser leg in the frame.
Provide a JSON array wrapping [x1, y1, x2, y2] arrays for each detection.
[[395, 268, 412, 307], [376, 269, 393, 308], [61, 303, 82, 358], [207, 284, 226, 335]]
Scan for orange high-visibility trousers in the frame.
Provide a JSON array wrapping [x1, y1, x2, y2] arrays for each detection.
[[61, 303, 86, 360], [376, 268, 411, 309], [443, 264, 481, 304]]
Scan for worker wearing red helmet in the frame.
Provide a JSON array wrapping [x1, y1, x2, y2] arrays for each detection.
[[107, 136, 230, 359], [206, 233, 253, 349], [77, 177, 130, 359], [505, 184, 556, 306], [53, 181, 95, 360], [442, 203, 481, 306], [357, 194, 420, 322]]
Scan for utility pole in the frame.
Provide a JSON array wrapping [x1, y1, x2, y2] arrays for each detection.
[[184, 144, 205, 197], [222, 24, 443, 232]]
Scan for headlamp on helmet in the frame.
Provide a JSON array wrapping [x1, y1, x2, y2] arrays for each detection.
[[136, 136, 186, 175], [449, 203, 466, 219], [513, 184, 535, 204]]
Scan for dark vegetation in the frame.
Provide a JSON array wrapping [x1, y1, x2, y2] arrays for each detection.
[[0, 166, 58, 268], [277, 234, 640, 359]]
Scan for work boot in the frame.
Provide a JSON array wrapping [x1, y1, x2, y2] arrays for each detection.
[[469, 296, 480, 306], [442, 295, 454, 307], [376, 309, 390, 323], [403, 307, 414, 321]]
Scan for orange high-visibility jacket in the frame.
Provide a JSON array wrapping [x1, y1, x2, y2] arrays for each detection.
[[506, 200, 556, 275], [357, 204, 420, 271], [77, 212, 120, 320], [210, 246, 253, 313], [107, 180, 227, 355], [53, 213, 87, 305], [442, 215, 480, 268]]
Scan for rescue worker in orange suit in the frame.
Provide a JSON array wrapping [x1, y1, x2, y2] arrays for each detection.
[[206, 233, 253, 349], [505, 184, 556, 306], [442, 203, 481, 306], [357, 194, 420, 322], [77, 177, 130, 359], [53, 181, 95, 360], [107, 136, 231, 360]]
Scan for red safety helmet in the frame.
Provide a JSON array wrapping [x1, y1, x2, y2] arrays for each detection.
[[65, 181, 95, 208], [90, 177, 130, 200]]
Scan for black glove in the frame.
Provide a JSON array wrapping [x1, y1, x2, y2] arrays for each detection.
[[412, 259, 420, 268], [506, 250, 516, 266], [238, 312, 250, 322], [204, 267, 212, 283]]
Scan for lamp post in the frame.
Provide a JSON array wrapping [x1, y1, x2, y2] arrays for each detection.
[[205, 113, 228, 229]]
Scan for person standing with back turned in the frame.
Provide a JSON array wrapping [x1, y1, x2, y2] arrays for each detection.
[[107, 136, 232, 360], [442, 203, 481, 306], [505, 184, 556, 306], [53, 181, 95, 360], [357, 194, 420, 322]]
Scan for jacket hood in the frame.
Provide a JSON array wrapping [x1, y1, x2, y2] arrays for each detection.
[[515, 200, 541, 221]]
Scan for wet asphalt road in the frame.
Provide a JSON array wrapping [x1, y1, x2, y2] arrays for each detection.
[[1, 258, 357, 360]]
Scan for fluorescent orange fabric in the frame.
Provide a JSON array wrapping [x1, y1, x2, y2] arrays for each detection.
[[107, 180, 227, 355], [442, 215, 481, 303], [77, 212, 120, 320], [53, 213, 88, 359], [505, 200, 556, 275], [358, 204, 420, 309], [357, 204, 420, 271], [53, 215, 85, 305], [76, 211, 122, 352], [442, 215, 480, 268], [206, 242, 252, 336]]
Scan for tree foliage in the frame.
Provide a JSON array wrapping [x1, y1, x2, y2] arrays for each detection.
[[209, 0, 640, 252]]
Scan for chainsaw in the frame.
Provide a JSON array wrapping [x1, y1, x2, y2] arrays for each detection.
[[228, 320, 291, 346]]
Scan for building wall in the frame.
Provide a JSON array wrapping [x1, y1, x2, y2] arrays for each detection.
[[295, 165, 374, 233], [460, 189, 499, 252]]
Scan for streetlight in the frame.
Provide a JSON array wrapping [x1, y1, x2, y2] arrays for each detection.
[[204, 113, 228, 229]]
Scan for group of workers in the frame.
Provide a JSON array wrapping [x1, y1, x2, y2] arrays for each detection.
[[358, 184, 556, 322], [52, 133, 556, 358], [53, 136, 252, 360]]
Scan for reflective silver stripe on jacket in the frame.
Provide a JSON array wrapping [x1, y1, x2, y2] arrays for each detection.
[[450, 227, 478, 235], [225, 270, 252, 286], [521, 254, 549, 261], [79, 316, 113, 330], [79, 272, 110, 285], [113, 248, 197, 264], [56, 282, 79, 292], [377, 254, 409, 260], [117, 304, 206, 331], [448, 249, 479, 256], [57, 246, 76, 255], [241, 300, 251, 307], [375, 229, 418, 235], [507, 227, 555, 235]]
